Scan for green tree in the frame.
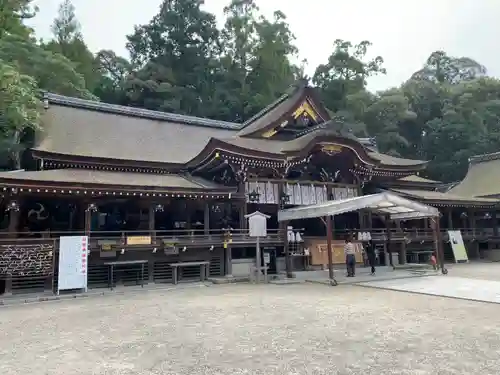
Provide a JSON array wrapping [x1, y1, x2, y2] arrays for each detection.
[[246, 10, 297, 113], [93, 49, 133, 104], [0, 33, 96, 99], [411, 51, 486, 84], [420, 77, 500, 181], [125, 0, 220, 116], [0, 61, 41, 169], [313, 40, 386, 112], [42, 0, 99, 90], [0, 0, 38, 39], [0, 0, 94, 170], [218, 0, 298, 121]]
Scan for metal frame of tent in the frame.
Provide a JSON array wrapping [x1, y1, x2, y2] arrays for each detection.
[[277, 192, 447, 285]]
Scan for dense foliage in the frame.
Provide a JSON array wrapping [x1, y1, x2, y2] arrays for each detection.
[[1, 0, 499, 182]]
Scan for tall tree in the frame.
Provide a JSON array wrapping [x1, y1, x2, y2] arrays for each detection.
[[313, 40, 386, 113], [218, 0, 298, 121], [125, 0, 220, 116], [42, 0, 99, 90], [218, 0, 260, 121], [246, 10, 297, 112], [411, 51, 486, 84]]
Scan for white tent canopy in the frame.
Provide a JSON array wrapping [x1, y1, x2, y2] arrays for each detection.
[[277, 192, 439, 222]]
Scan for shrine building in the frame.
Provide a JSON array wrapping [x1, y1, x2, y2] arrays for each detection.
[[0, 80, 498, 295]]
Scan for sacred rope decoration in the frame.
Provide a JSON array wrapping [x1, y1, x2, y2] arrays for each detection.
[[0, 243, 54, 277]]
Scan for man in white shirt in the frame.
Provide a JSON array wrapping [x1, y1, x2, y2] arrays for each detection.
[[344, 236, 356, 277]]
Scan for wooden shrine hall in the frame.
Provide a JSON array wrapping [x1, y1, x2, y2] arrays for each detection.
[[0, 80, 498, 295]]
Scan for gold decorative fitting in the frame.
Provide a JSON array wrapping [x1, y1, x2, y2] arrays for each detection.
[[262, 128, 278, 138], [321, 144, 343, 154]]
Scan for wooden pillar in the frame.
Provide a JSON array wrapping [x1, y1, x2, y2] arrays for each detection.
[[6, 199, 20, 238], [239, 180, 248, 230], [326, 215, 334, 281], [239, 202, 247, 230], [84, 202, 95, 236], [204, 202, 210, 235], [148, 204, 156, 241], [395, 220, 406, 264], [492, 212, 498, 237], [447, 209, 453, 229], [185, 200, 192, 230], [367, 211, 373, 230], [225, 244, 232, 276], [358, 210, 365, 230], [385, 215, 394, 269], [3, 199, 20, 295]]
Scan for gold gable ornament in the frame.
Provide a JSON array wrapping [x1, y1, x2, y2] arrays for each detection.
[[321, 144, 343, 155], [292, 100, 319, 122]]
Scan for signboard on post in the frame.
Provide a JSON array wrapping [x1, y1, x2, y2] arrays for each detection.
[[447, 230, 468, 263], [58, 236, 89, 294], [246, 211, 270, 237], [245, 211, 270, 283]]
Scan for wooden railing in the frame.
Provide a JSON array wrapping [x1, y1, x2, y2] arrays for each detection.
[[0, 228, 285, 247], [0, 227, 496, 246]]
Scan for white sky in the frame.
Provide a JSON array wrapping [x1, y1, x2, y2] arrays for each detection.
[[28, 0, 500, 91]]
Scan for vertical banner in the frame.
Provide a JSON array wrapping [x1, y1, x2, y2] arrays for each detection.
[[58, 236, 89, 294], [447, 230, 469, 263]]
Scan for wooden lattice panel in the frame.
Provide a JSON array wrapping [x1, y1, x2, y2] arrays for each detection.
[[209, 255, 223, 276]]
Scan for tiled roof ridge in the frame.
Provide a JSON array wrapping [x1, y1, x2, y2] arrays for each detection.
[[469, 151, 500, 164], [44, 82, 307, 131], [43, 92, 241, 130]]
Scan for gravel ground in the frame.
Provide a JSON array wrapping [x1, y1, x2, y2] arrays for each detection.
[[1, 281, 500, 375], [445, 262, 500, 281]]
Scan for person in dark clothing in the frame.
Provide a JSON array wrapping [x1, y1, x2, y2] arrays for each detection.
[[365, 240, 376, 275]]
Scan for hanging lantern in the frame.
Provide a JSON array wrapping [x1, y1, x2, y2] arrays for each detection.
[[280, 191, 290, 204], [248, 190, 260, 203], [86, 203, 98, 213], [5, 200, 19, 212]]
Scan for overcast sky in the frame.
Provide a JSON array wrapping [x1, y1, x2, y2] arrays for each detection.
[[28, 0, 499, 92]]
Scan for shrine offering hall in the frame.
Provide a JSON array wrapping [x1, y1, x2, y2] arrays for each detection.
[[0, 81, 498, 295]]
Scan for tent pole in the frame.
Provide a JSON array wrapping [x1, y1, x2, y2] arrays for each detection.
[[434, 216, 448, 274], [326, 215, 334, 281], [284, 220, 292, 278], [385, 215, 395, 269]]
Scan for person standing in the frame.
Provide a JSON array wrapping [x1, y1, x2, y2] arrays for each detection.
[[365, 240, 376, 275], [344, 236, 356, 277]]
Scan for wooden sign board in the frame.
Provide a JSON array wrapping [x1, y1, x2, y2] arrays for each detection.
[[98, 240, 118, 251], [305, 238, 363, 265], [127, 236, 151, 245], [164, 246, 179, 255]]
